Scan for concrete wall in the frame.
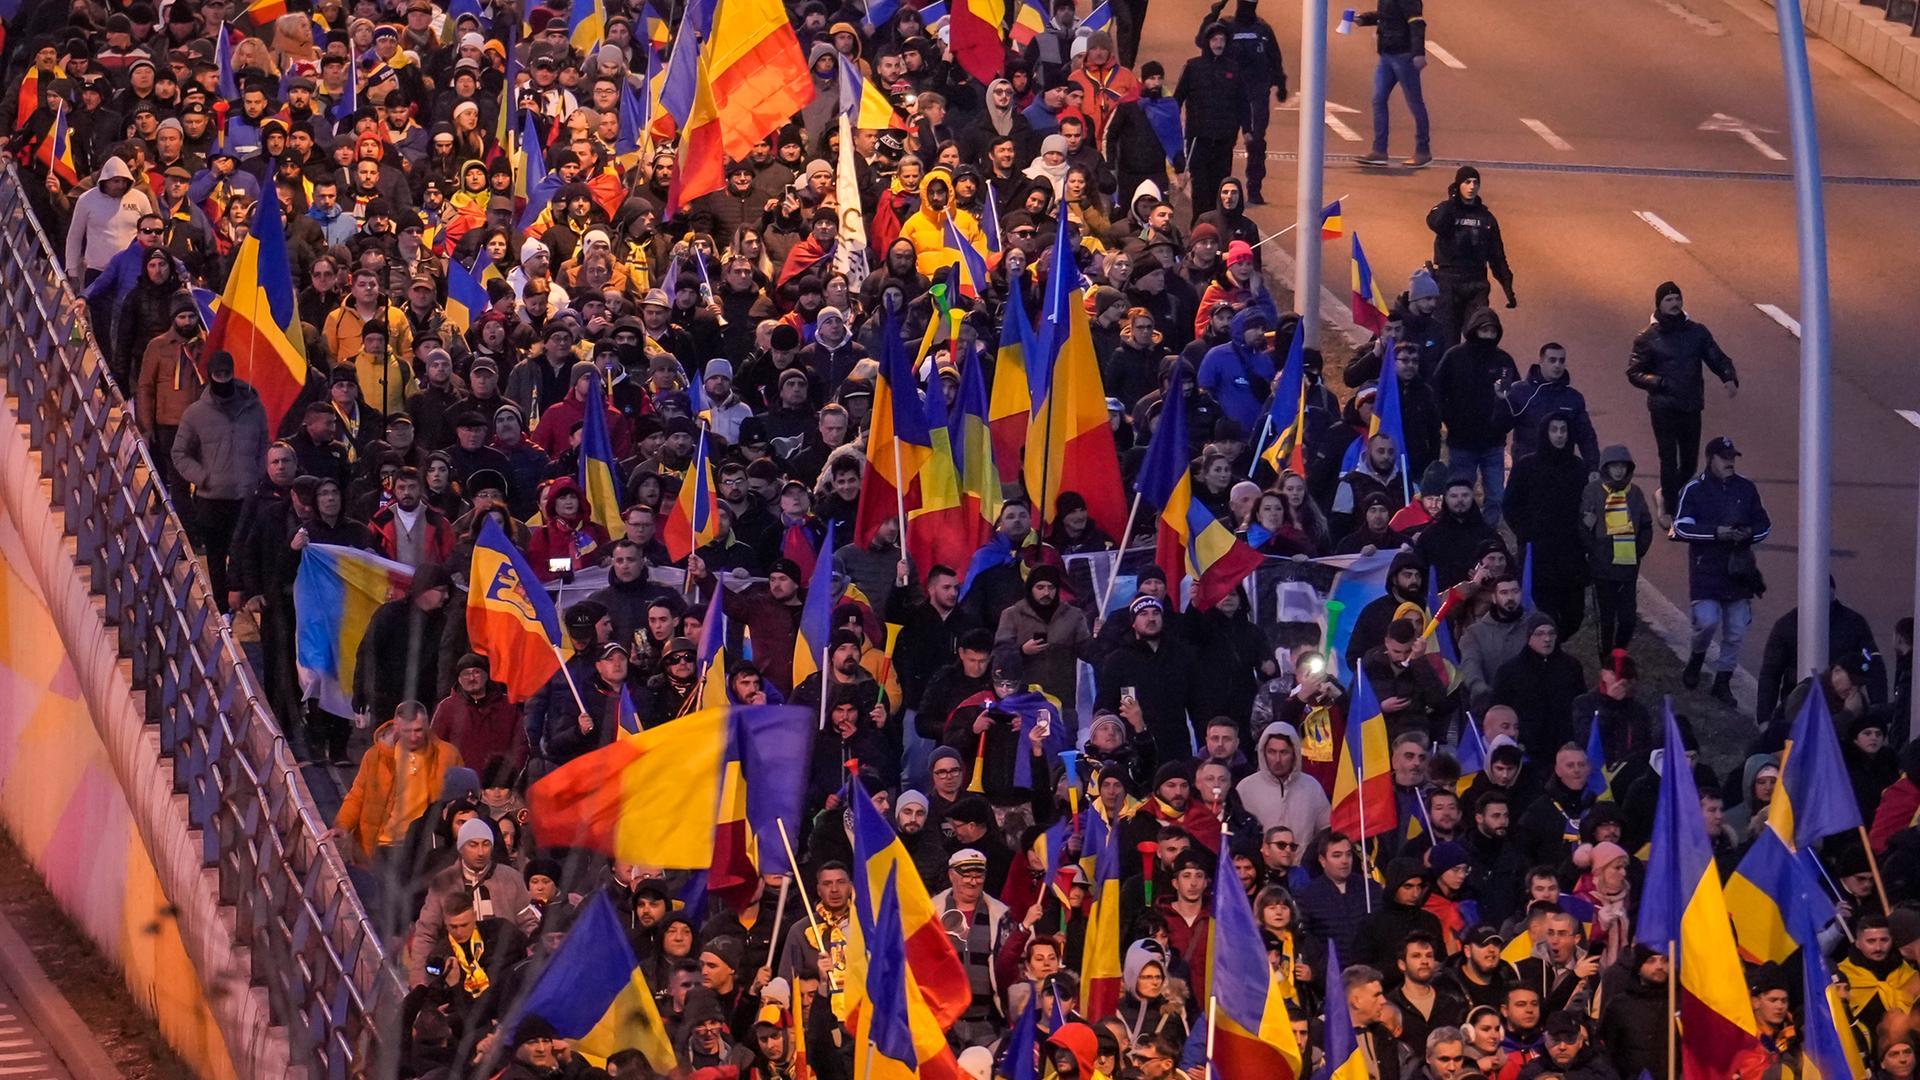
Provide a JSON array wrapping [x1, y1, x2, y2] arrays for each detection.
[[1776, 0, 1920, 101], [0, 499, 241, 1080]]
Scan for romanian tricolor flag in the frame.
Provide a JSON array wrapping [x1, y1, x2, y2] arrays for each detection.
[[1254, 320, 1308, 478], [37, 99, 79, 186], [949, 0, 1006, 84], [838, 54, 904, 130], [1349, 231, 1390, 335], [580, 374, 625, 536], [1136, 363, 1263, 609], [1330, 668, 1396, 839], [662, 426, 719, 563], [293, 544, 413, 717], [509, 892, 678, 1072], [1024, 209, 1127, 536], [1320, 940, 1371, 1080], [1079, 806, 1125, 1019], [709, 704, 814, 905], [906, 368, 978, 585], [1636, 701, 1760, 1077], [657, 0, 719, 136], [988, 287, 1037, 485], [467, 517, 564, 701], [1728, 689, 1854, 964], [444, 250, 491, 333], [954, 350, 1005, 543], [1206, 838, 1302, 1078], [668, 0, 816, 216], [203, 175, 309, 432], [529, 705, 735, 868], [853, 866, 922, 1080], [1080, 0, 1113, 33], [1319, 198, 1346, 240], [569, 0, 608, 52], [790, 521, 837, 691], [233, 0, 294, 33], [845, 786, 968, 1079], [1009, 0, 1047, 45], [16, 63, 64, 131], [854, 306, 932, 545]]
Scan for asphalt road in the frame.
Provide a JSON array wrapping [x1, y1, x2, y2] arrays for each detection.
[[1137, 0, 1920, 691]]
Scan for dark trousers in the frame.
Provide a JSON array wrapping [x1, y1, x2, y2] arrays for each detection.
[[148, 424, 191, 509], [1534, 578, 1588, 641], [190, 495, 244, 611], [1112, 0, 1149, 66], [1592, 577, 1639, 661], [1188, 135, 1237, 222], [1648, 406, 1702, 514], [1244, 90, 1274, 196], [1434, 270, 1490, 348]]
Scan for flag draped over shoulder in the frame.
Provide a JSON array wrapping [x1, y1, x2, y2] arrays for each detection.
[[294, 545, 414, 717], [467, 517, 564, 701], [203, 174, 308, 430], [1637, 701, 1760, 1077], [507, 892, 678, 1071], [528, 706, 735, 867]]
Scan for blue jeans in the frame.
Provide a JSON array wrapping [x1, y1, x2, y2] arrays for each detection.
[[1690, 598, 1753, 673], [1448, 444, 1507, 527], [1371, 52, 1430, 156]]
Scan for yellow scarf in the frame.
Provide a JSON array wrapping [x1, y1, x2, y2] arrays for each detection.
[[1604, 487, 1636, 565], [450, 930, 489, 997]]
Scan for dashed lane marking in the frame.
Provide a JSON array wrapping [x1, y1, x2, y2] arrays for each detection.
[[1633, 210, 1692, 243], [1425, 41, 1467, 69], [1754, 303, 1801, 337], [1520, 118, 1571, 151]]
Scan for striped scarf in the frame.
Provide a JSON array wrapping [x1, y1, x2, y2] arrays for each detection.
[[1603, 487, 1636, 565]]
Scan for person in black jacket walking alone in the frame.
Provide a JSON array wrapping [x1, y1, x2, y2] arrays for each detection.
[[1355, 0, 1431, 168], [1626, 281, 1739, 526], [1202, 0, 1288, 203], [1175, 24, 1247, 222], [1426, 166, 1515, 348]]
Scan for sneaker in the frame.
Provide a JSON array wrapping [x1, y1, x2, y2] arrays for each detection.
[[1405, 152, 1433, 168], [1355, 151, 1391, 167]]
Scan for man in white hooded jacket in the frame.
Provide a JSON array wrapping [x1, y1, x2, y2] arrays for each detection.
[[64, 156, 154, 283], [1235, 720, 1331, 845]]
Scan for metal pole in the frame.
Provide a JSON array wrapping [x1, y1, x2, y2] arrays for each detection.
[[1293, 0, 1329, 333], [1775, 0, 1830, 681]]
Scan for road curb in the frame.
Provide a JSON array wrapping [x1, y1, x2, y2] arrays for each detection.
[[0, 908, 123, 1080], [1755, 0, 1920, 106]]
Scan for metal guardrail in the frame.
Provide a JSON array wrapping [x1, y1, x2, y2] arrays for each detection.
[[0, 164, 403, 1078]]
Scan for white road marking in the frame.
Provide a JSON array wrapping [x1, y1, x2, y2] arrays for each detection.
[[1896, 410, 1920, 430], [1632, 210, 1691, 244], [1425, 41, 1467, 69], [1699, 112, 1787, 161], [1279, 98, 1364, 142], [1520, 118, 1571, 150], [1755, 303, 1801, 337]]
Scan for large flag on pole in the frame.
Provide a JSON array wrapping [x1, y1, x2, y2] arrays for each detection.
[[202, 175, 309, 431], [467, 517, 564, 701], [667, 0, 816, 215], [1205, 836, 1303, 1078], [1330, 668, 1396, 838], [1637, 700, 1761, 1077], [1023, 209, 1126, 536], [294, 545, 413, 717], [854, 305, 932, 544], [1135, 362, 1262, 608]]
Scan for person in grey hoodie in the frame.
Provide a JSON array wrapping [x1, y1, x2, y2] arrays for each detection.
[[1457, 574, 1529, 714], [1579, 445, 1653, 664], [1234, 720, 1331, 845], [172, 351, 270, 606]]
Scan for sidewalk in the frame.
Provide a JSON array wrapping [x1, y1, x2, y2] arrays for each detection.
[[1763, 0, 1920, 102]]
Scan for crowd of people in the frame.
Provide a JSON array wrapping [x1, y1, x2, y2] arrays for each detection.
[[8, 0, 1920, 1077]]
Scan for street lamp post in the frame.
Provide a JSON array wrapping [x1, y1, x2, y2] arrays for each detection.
[[1772, 2, 1831, 682], [1294, 0, 1329, 334]]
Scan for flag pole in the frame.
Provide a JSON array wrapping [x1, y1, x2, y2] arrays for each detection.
[[550, 642, 590, 715], [817, 642, 832, 730], [1099, 492, 1145, 617], [1356, 749, 1372, 914], [764, 873, 793, 979], [1203, 994, 1218, 1080], [891, 436, 910, 552], [1665, 939, 1677, 1080], [775, 819, 836, 995], [1859, 826, 1893, 914], [1251, 192, 1350, 249]]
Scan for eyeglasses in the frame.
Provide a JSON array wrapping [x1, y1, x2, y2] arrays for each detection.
[[668, 654, 696, 665], [932, 766, 963, 777], [1267, 840, 1299, 850], [139, 227, 164, 235]]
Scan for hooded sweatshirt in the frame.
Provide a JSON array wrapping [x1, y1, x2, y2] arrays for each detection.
[[1433, 307, 1519, 451], [1579, 445, 1653, 583], [1197, 303, 1278, 430], [1235, 721, 1331, 842], [65, 157, 157, 276]]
